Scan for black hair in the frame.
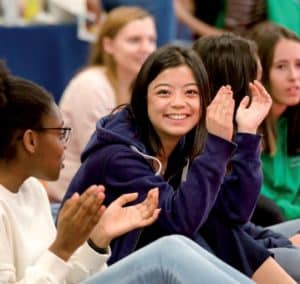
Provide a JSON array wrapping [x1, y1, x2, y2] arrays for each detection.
[[193, 33, 258, 123], [0, 61, 54, 160], [128, 45, 211, 158]]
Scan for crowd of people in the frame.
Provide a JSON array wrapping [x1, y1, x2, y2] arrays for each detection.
[[0, 2, 299, 283]]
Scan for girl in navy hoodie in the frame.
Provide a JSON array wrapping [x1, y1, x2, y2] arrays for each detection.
[[63, 45, 295, 282]]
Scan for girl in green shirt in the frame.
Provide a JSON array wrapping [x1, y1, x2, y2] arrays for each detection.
[[248, 22, 300, 222]]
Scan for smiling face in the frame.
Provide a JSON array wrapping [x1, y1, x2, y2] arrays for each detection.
[[269, 38, 300, 111], [147, 65, 201, 148], [104, 16, 157, 78]]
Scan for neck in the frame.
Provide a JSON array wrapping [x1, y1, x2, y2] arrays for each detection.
[[115, 69, 135, 105], [156, 138, 180, 173], [0, 162, 27, 193], [271, 102, 287, 123]]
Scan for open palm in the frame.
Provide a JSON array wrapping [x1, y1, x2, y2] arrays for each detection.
[[236, 80, 272, 134], [90, 188, 160, 247]]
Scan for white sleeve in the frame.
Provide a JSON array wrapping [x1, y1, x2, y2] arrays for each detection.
[[66, 242, 111, 284], [0, 213, 70, 284]]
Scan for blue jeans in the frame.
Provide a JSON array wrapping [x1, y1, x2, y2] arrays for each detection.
[[101, 0, 176, 46], [82, 235, 253, 284], [267, 219, 300, 282]]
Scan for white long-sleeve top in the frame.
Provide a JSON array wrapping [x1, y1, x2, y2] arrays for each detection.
[[0, 177, 110, 283], [47, 66, 116, 202]]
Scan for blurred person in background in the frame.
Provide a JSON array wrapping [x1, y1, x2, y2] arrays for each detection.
[[247, 22, 300, 225], [46, 6, 157, 209]]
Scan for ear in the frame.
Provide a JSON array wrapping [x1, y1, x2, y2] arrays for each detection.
[[102, 36, 114, 55], [22, 130, 38, 154]]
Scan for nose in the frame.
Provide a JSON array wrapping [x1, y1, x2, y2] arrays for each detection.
[[288, 65, 299, 80], [140, 38, 156, 54], [170, 91, 185, 107]]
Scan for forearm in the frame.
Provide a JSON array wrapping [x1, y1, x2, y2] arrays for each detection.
[[214, 133, 263, 223]]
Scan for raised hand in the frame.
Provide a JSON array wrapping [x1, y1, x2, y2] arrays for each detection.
[[236, 80, 272, 134], [50, 185, 106, 261], [89, 188, 160, 248], [206, 85, 235, 141]]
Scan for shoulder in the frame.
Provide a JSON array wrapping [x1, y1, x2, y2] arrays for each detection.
[[60, 67, 115, 107], [67, 67, 112, 90], [21, 178, 51, 207], [84, 144, 153, 176]]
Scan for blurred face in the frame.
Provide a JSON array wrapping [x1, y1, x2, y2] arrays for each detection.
[[147, 65, 201, 147], [104, 16, 157, 77], [34, 104, 68, 181], [269, 39, 300, 109]]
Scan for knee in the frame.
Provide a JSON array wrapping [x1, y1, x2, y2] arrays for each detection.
[[155, 235, 191, 250]]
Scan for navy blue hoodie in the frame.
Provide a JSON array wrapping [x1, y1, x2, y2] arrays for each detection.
[[63, 108, 271, 275]]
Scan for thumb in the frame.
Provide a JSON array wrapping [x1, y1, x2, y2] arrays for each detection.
[[112, 192, 139, 207], [239, 96, 250, 109]]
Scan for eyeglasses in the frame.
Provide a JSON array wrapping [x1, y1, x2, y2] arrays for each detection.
[[33, 127, 72, 144]]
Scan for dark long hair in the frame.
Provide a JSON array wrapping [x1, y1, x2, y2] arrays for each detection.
[[129, 45, 211, 158], [247, 22, 300, 155], [0, 61, 53, 160], [193, 33, 258, 125]]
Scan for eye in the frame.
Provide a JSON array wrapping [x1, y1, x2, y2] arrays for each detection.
[[185, 88, 199, 97], [275, 63, 286, 70], [156, 89, 170, 96], [127, 36, 141, 43], [59, 129, 66, 140]]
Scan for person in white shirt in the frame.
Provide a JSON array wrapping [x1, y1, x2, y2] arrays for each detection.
[[0, 60, 256, 283]]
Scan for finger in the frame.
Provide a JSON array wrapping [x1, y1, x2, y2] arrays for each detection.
[[146, 188, 159, 207], [249, 82, 260, 100], [253, 80, 271, 101], [137, 188, 160, 219], [60, 192, 81, 217], [238, 96, 250, 109], [56, 192, 80, 224], [208, 86, 228, 119], [113, 192, 139, 207], [139, 208, 161, 227], [141, 188, 159, 208], [74, 186, 105, 221]]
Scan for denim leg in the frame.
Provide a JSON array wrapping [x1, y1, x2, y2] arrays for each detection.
[[267, 219, 300, 238], [82, 235, 254, 284], [269, 247, 300, 283], [175, 235, 254, 283]]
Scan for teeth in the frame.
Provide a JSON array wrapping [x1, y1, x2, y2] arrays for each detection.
[[167, 114, 187, 120]]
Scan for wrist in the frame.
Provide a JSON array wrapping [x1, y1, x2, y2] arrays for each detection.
[[237, 126, 257, 134], [49, 242, 73, 261], [87, 238, 109, 254]]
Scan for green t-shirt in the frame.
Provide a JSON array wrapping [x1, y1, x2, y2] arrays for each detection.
[[267, 0, 300, 35], [261, 117, 300, 219]]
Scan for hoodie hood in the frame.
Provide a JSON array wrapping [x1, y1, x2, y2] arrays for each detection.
[[82, 108, 146, 161], [81, 107, 189, 177]]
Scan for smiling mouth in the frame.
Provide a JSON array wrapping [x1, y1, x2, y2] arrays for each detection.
[[165, 114, 189, 120]]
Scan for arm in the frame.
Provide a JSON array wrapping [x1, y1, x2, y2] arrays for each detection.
[[213, 132, 263, 224], [174, 0, 224, 36], [213, 81, 272, 223], [71, 136, 235, 238], [0, 183, 159, 283], [0, 184, 106, 284], [66, 188, 160, 283], [243, 222, 293, 249]]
